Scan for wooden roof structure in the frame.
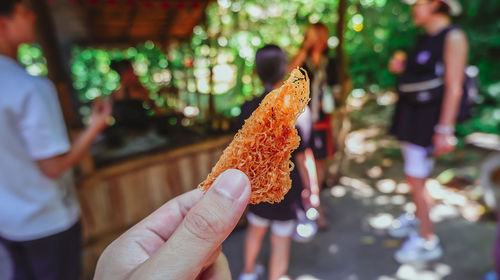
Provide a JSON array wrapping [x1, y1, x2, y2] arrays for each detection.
[[48, 0, 211, 47]]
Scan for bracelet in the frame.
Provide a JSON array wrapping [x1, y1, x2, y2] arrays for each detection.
[[434, 124, 455, 135]]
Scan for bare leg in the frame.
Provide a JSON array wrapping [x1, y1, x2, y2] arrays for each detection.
[[243, 224, 267, 274], [407, 175, 434, 240], [268, 233, 291, 280], [316, 159, 326, 189]]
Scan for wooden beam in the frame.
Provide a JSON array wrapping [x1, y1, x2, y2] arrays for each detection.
[[160, 7, 179, 47]]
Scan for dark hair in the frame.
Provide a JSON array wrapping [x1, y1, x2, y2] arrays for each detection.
[[312, 22, 329, 33], [0, 0, 22, 16], [255, 44, 287, 93], [435, 1, 451, 15], [110, 60, 134, 74]]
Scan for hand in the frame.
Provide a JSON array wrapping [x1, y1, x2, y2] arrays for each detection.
[[432, 133, 457, 156], [388, 51, 406, 75], [301, 189, 320, 209], [94, 169, 251, 280], [89, 97, 112, 132]]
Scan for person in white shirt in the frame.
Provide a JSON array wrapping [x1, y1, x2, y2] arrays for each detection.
[[0, 1, 111, 279]]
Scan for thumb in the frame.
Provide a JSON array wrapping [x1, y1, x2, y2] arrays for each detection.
[[130, 169, 251, 280]]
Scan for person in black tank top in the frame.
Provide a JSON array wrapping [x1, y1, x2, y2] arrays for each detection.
[[388, 0, 468, 264]]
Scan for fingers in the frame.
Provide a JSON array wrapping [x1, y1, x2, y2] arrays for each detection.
[[93, 189, 204, 280], [200, 246, 222, 273], [198, 253, 231, 280], [130, 169, 251, 280], [101, 97, 113, 116], [125, 188, 205, 256], [433, 134, 456, 156]]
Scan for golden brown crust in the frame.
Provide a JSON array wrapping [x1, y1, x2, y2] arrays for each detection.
[[198, 68, 310, 204]]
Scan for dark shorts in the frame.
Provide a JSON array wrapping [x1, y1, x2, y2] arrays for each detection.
[[0, 221, 82, 280]]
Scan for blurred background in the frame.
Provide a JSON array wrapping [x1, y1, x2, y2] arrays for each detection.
[[2, 0, 500, 279]]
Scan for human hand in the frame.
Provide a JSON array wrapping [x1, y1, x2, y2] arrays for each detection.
[[388, 51, 407, 75], [89, 97, 112, 132], [301, 189, 320, 209], [94, 169, 251, 280], [432, 132, 457, 156]]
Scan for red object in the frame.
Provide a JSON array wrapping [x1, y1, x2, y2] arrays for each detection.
[[183, 58, 194, 68], [313, 115, 335, 157], [88, 0, 98, 6], [191, 2, 201, 9], [127, 0, 135, 7], [47, 0, 56, 4], [160, 1, 169, 9], [142, 0, 153, 8], [177, 2, 186, 9], [107, 0, 117, 6]]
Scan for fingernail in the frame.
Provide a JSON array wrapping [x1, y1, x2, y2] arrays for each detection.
[[212, 169, 250, 200]]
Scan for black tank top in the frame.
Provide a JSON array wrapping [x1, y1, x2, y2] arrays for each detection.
[[402, 26, 455, 80], [390, 26, 460, 147]]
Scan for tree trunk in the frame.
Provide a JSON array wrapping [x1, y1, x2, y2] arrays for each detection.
[[330, 0, 352, 182]]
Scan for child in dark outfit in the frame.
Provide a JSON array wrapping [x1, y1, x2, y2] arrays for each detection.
[[238, 45, 317, 280]]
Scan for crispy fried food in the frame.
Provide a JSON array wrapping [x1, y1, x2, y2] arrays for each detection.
[[199, 68, 310, 204]]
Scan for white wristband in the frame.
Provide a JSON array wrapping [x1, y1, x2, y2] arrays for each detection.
[[434, 124, 455, 135]]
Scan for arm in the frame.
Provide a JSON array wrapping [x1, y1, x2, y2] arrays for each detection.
[[288, 48, 309, 73], [295, 148, 320, 208], [438, 29, 468, 127], [37, 99, 111, 178], [433, 29, 468, 155], [288, 28, 316, 72]]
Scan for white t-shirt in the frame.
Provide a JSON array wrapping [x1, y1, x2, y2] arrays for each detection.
[[0, 55, 80, 241]]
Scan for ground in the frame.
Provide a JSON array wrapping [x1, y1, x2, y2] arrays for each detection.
[[223, 175, 496, 280], [223, 144, 497, 279]]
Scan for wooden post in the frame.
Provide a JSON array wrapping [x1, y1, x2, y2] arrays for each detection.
[[335, 0, 350, 108], [330, 0, 352, 181], [29, 0, 79, 129]]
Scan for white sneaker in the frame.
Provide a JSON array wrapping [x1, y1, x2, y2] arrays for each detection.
[[394, 232, 443, 264], [238, 264, 264, 280], [238, 273, 258, 280], [388, 213, 420, 238]]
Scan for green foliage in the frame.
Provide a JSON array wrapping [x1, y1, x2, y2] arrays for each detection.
[[345, 0, 418, 89], [17, 44, 48, 76], [455, 0, 500, 135], [71, 43, 172, 102], [16, 0, 500, 133]]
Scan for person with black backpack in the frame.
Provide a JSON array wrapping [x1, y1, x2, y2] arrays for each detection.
[[387, 0, 469, 264]]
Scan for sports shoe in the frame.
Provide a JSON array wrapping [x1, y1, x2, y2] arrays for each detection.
[[388, 213, 419, 238], [394, 232, 443, 264], [238, 264, 264, 280], [484, 271, 498, 280], [238, 273, 258, 280]]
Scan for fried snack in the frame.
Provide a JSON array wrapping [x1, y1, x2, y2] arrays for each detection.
[[199, 68, 310, 204]]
